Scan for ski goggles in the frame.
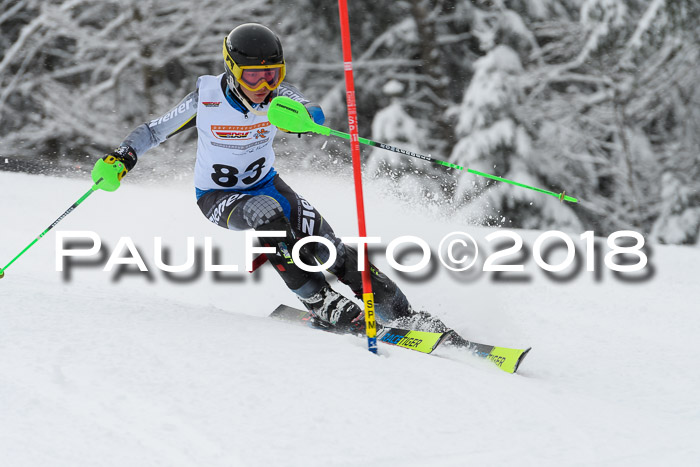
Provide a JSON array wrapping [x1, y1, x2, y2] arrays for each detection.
[[223, 39, 286, 92]]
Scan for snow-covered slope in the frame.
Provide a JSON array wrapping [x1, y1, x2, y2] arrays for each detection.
[[1, 170, 698, 466]]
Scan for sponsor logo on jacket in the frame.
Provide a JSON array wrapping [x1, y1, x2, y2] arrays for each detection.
[[211, 123, 272, 141], [148, 96, 195, 127]]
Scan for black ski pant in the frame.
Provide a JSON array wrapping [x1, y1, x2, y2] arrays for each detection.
[[197, 173, 411, 320]]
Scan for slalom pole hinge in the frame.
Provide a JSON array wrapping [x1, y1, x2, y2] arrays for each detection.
[[0, 267, 4, 279]]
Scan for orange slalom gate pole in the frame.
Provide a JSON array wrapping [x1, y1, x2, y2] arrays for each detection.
[[337, 0, 377, 353]]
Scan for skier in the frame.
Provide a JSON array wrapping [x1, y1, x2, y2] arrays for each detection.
[[92, 23, 444, 333]]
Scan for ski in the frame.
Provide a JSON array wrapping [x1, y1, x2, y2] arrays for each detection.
[[270, 304, 451, 354], [447, 334, 531, 374], [270, 305, 531, 373]]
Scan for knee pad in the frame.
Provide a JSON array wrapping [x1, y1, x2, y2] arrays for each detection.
[[241, 196, 285, 230]]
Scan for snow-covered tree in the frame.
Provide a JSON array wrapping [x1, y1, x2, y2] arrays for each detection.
[[1, 0, 698, 243], [0, 0, 276, 173], [521, 0, 699, 238]]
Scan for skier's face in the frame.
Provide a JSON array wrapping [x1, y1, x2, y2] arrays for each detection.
[[240, 86, 271, 104]]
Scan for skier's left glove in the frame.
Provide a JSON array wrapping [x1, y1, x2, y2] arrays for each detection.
[[306, 104, 325, 125], [91, 145, 138, 192]]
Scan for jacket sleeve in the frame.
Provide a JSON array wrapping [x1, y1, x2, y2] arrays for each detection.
[[274, 83, 325, 125], [275, 82, 310, 105], [120, 88, 198, 156]]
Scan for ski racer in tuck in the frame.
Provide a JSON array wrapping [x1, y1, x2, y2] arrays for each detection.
[[92, 23, 448, 334]]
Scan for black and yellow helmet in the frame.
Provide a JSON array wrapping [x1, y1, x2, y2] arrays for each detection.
[[223, 24, 286, 93]]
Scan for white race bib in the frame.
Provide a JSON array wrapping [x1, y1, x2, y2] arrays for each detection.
[[194, 74, 277, 191]]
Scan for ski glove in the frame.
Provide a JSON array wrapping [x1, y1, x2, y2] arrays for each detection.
[[91, 146, 138, 192], [307, 105, 325, 125]]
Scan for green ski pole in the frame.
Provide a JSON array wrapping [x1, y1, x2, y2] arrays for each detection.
[[0, 179, 103, 279], [268, 96, 578, 204]]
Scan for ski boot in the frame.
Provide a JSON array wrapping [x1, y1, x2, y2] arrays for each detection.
[[331, 245, 413, 321], [299, 285, 365, 332]]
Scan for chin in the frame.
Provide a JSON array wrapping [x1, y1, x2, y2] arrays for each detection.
[[244, 91, 270, 104]]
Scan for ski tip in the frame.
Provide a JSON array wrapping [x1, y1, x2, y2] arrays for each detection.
[[512, 347, 532, 374]]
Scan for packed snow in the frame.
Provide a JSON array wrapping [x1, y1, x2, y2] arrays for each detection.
[[1, 170, 698, 466]]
